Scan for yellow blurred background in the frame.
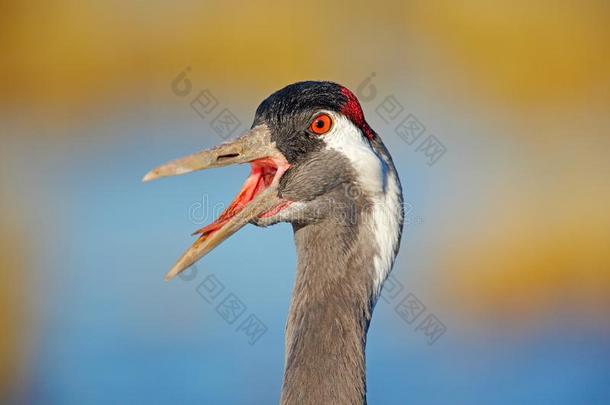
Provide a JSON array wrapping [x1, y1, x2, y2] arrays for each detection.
[[1, 1, 609, 403]]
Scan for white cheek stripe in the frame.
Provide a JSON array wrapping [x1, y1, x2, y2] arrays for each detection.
[[371, 168, 402, 297], [324, 113, 403, 298]]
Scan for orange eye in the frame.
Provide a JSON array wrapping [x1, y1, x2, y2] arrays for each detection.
[[309, 113, 333, 135]]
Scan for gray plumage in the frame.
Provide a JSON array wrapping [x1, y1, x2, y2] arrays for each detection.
[[256, 149, 403, 405], [145, 81, 404, 405]]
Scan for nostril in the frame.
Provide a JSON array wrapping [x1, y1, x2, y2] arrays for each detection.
[[217, 153, 240, 160]]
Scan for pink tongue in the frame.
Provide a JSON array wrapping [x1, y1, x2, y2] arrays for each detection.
[[191, 170, 262, 239]]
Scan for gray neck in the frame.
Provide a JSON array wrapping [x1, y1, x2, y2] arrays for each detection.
[[280, 217, 378, 405]]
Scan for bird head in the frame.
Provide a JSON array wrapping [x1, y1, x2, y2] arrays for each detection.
[[144, 81, 399, 280]]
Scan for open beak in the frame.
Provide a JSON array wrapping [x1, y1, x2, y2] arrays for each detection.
[[143, 125, 291, 281]]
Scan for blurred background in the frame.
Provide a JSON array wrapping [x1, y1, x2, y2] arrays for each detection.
[[1, 0, 609, 403]]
